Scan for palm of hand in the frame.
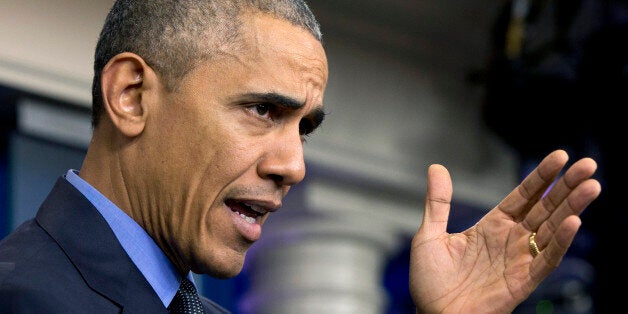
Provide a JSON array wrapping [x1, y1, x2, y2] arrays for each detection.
[[409, 150, 600, 313]]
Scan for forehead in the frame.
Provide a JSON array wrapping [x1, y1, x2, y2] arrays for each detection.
[[243, 12, 327, 68], [229, 12, 329, 104], [170, 11, 329, 119]]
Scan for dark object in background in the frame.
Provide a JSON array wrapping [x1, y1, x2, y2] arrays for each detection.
[[482, 0, 628, 312]]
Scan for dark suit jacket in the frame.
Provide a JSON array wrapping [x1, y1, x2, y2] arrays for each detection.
[[0, 177, 230, 313]]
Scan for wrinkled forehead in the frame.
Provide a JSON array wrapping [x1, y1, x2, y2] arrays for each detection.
[[203, 12, 326, 108], [253, 13, 327, 94]]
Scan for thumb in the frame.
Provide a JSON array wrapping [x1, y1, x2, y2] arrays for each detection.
[[420, 164, 453, 237]]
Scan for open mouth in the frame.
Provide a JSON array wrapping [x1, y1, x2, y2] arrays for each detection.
[[225, 199, 265, 224]]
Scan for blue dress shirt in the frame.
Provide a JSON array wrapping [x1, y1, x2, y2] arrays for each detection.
[[65, 169, 195, 307]]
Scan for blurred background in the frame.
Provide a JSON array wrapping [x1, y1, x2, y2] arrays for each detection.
[[0, 0, 623, 313]]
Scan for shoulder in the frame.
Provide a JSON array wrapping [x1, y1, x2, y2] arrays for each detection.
[[0, 283, 120, 313], [0, 285, 70, 313], [0, 236, 117, 313], [0, 219, 69, 283], [0, 219, 98, 311]]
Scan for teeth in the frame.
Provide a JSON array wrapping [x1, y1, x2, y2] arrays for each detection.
[[246, 203, 266, 214], [239, 213, 257, 224]]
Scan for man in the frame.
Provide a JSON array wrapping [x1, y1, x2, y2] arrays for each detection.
[[0, 0, 601, 313]]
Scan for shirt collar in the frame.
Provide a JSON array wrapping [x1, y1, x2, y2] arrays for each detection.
[[65, 169, 194, 307]]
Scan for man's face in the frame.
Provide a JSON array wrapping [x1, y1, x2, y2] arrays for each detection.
[[129, 13, 328, 277]]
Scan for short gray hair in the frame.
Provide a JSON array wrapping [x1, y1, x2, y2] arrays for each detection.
[[91, 0, 322, 127]]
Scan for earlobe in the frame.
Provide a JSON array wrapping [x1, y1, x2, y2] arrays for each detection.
[[101, 52, 151, 137]]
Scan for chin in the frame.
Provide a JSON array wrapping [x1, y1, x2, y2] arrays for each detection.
[[191, 252, 246, 279], [209, 268, 243, 279]]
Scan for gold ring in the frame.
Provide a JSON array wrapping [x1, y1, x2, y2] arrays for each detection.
[[529, 232, 540, 257]]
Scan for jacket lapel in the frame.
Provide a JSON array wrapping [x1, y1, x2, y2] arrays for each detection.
[[36, 177, 167, 313]]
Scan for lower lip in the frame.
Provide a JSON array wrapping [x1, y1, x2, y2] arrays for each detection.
[[229, 209, 262, 242]]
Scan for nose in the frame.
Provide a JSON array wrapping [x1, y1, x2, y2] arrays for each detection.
[[257, 129, 305, 186], [257, 129, 306, 187]]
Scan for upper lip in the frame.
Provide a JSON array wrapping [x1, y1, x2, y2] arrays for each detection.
[[231, 199, 282, 214]]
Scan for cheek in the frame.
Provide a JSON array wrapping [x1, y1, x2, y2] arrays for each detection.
[[210, 141, 260, 180], [192, 133, 263, 194], [167, 107, 266, 191]]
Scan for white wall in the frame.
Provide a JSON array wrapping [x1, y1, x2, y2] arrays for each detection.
[[0, 0, 112, 105]]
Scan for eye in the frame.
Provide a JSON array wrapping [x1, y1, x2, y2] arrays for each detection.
[[248, 103, 273, 119]]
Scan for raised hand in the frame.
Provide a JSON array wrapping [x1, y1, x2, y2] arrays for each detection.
[[409, 150, 601, 313]]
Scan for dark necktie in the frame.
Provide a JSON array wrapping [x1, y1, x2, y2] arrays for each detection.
[[168, 277, 206, 314]]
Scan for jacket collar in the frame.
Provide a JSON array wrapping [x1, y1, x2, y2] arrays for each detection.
[[36, 177, 167, 313]]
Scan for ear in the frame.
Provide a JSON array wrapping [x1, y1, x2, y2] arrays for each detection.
[[101, 52, 154, 137]]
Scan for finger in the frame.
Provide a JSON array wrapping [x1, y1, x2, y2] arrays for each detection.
[[530, 215, 581, 281], [419, 164, 453, 237], [496, 150, 568, 222], [525, 157, 599, 234], [535, 178, 601, 248]]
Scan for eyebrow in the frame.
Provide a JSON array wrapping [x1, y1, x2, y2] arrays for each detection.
[[241, 92, 326, 131], [241, 92, 305, 109]]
